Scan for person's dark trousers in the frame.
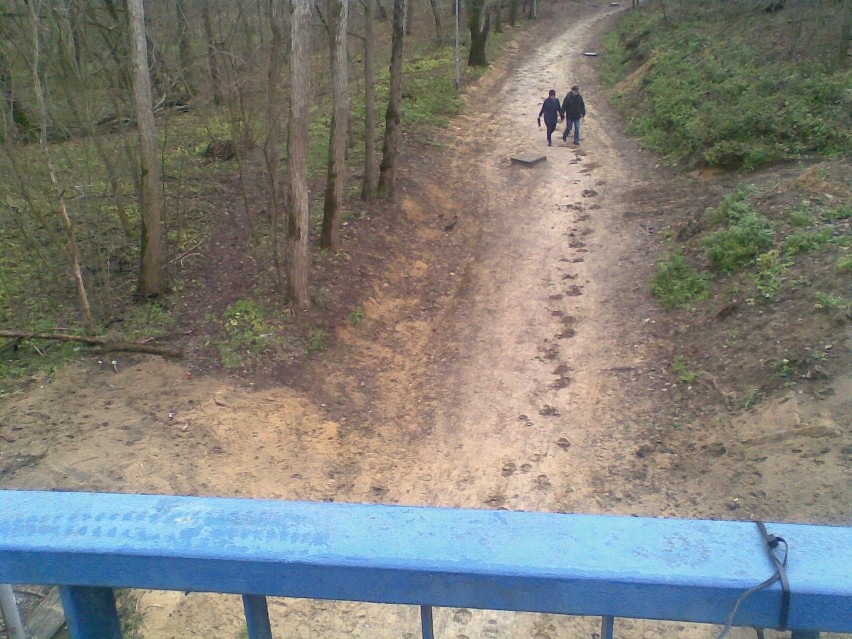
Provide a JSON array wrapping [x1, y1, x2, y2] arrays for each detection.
[[544, 117, 558, 145], [562, 118, 581, 144]]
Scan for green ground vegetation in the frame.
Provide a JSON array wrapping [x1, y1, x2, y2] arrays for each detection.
[[651, 186, 850, 310], [0, 9, 525, 385], [601, 0, 851, 170]]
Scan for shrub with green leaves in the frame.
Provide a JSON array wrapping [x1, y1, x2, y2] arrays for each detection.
[[822, 204, 851, 222], [705, 187, 757, 226], [787, 205, 815, 228], [814, 291, 848, 312], [753, 250, 792, 299], [784, 229, 833, 256], [703, 213, 774, 272], [651, 251, 711, 309]]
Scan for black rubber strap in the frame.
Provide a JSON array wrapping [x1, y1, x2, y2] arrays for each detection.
[[755, 520, 790, 631], [717, 521, 791, 639]]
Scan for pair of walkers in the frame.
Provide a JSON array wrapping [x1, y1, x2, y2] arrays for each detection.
[[537, 85, 586, 146]]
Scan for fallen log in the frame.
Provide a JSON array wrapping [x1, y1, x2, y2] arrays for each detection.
[[0, 331, 184, 359]]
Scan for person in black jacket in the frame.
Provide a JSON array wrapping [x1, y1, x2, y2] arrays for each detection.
[[561, 85, 586, 145], [537, 90, 564, 147]]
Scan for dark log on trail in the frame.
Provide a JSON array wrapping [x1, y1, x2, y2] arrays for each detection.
[[0, 331, 184, 359]]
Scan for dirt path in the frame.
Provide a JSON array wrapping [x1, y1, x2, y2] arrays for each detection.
[[2, 3, 849, 639]]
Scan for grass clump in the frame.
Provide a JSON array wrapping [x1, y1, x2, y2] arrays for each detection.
[[671, 356, 699, 384], [215, 300, 281, 369], [651, 251, 711, 309]]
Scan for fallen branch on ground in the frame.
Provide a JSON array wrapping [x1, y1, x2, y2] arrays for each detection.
[[0, 330, 184, 358]]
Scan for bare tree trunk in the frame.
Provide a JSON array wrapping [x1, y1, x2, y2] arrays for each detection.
[[376, 0, 389, 21], [265, 0, 287, 290], [128, 0, 164, 298], [406, 0, 415, 34], [202, 0, 224, 105], [321, 0, 350, 251], [287, 0, 313, 308], [377, 0, 406, 197], [28, 0, 95, 336], [362, 0, 378, 201], [176, 0, 195, 95], [839, 0, 850, 69], [102, 0, 131, 89], [429, 0, 443, 42], [467, 0, 492, 67]]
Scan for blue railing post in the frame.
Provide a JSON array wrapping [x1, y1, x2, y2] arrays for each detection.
[[601, 615, 615, 639], [59, 586, 122, 639], [791, 631, 820, 639], [420, 604, 434, 639], [242, 594, 273, 639]]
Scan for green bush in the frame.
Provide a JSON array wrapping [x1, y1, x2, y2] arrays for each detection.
[[815, 291, 848, 312], [784, 229, 833, 256], [703, 213, 774, 272], [651, 251, 711, 309], [823, 204, 851, 222], [753, 249, 792, 299], [705, 187, 758, 225], [787, 205, 815, 228]]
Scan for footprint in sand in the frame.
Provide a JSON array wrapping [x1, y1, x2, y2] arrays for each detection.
[[453, 609, 473, 624]]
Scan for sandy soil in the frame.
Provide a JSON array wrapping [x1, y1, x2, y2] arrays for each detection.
[[2, 2, 849, 638]]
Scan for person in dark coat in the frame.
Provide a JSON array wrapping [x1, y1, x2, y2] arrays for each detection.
[[537, 90, 564, 146], [561, 85, 586, 145]]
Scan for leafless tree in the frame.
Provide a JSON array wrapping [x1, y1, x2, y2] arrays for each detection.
[[377, 0, 406, 196], [361, 0, 378, 201], [201, 0, 224, 105], [264, 0, 288, 289], [287, 0, 313, 308], [127, 0, 164, 297], [406, 0, 415, 34], [175, 0, 195, 95], [429, 0, 443, 42], [321, 0, 350, 250]]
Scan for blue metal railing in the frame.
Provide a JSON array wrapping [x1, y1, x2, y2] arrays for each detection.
[[1, 490, 850, 638]]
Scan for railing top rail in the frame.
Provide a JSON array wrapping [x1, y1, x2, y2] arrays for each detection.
[[1, 490, 850, 632]]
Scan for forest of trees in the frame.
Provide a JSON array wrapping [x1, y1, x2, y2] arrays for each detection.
[[0, 0, 540, 340]]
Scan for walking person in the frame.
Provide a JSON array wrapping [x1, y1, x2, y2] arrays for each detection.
[[561, 85, 586, 145], [537, 90, 563, 147]]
